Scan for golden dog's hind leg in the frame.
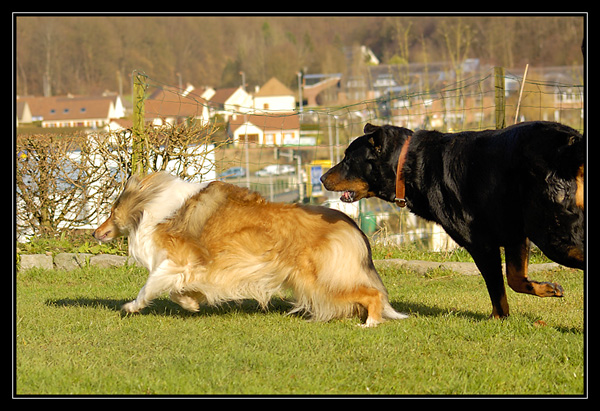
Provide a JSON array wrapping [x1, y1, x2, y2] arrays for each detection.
[[334, 286, 384, 327], [170, 290, 205, 312]]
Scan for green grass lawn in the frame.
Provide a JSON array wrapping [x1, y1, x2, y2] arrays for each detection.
[[15, 261, 585, 396]]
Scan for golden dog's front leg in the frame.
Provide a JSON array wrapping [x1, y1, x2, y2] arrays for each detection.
[[122, 286, 149, 313], [122, 262, 180, 313]]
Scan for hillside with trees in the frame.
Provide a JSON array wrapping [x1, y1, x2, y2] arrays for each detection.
[[15, 15, 584, 97]]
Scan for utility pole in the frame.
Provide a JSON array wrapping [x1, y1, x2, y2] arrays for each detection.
[[277, 149, 304, 202], [240, 71, 246, 92], [297, 71, 303, 113]]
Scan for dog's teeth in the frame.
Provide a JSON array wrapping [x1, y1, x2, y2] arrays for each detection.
[[340, 191, 354, 202]]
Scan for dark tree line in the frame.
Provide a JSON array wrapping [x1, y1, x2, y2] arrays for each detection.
[[15, 15, 584, 97]]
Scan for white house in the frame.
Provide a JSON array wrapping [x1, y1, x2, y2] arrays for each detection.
[[17, 94, 126, 129], [229, 113, 300, 147], [16, 101, 33, 125], [253, 77, 296, 112], [209, 86, 253, 120]]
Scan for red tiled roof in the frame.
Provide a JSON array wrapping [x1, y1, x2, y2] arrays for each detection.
[[209, 87, 240, 105], [255, 77, 294, 97], [144, 96, 206, 119], [17, 96, 114, 121], [229, 113, 299, 132]]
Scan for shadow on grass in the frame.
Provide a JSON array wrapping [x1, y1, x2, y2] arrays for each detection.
[[390, 300, 583, 334], [45, 296, 582, 333], [45, 296, 296, 318], [390, 300, 490, 322], [46, 295, 489, 322]]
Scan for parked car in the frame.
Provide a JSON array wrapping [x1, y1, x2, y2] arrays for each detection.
[[218, 167, 246, 179], [255, 164, 296, 177]]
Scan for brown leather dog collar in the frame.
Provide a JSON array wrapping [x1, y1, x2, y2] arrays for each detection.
[[394, 135, 412, 207]]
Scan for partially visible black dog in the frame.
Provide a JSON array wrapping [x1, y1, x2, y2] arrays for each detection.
[[321, 121, 585, 318]]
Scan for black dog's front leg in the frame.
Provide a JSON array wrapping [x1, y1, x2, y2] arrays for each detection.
[[467, 245, 510, 318]]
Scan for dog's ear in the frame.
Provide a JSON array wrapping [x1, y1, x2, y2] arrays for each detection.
[[364, 124, 383, 154], [125, 173, 142, 189], [364, 123, 380, 134]]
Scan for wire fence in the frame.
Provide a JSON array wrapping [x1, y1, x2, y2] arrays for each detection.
[[135, 65, 583, 250], [16, 65, 584, 250]]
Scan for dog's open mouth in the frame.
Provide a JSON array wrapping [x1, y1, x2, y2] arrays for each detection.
[[340, 190, 356, 203]]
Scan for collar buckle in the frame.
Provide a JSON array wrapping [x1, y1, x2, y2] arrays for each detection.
[[394, 198, 407, 208]]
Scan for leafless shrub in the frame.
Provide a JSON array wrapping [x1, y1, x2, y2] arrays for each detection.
[[16, 120, 219, 240]]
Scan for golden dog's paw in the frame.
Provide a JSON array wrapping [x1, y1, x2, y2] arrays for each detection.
[[357, 317, 382, 328], [121, 301, 141, 313]]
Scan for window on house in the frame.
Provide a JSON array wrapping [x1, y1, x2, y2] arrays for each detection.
[[242, 134, 259, 144]]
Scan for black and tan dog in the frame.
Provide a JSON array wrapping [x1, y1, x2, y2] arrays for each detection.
[[321, 121, 585, 318]]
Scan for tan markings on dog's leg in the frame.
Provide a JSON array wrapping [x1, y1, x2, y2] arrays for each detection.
[[575, 164, 584, 209], [567, 246, 584, 265], [505, 239, 564, 298], [491, 293, 510, 319], [334, 286, 384, 327]]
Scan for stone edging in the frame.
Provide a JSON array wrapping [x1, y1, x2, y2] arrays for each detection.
[[18, 253, 141, 272], [18, 253, 562, 275], [375, 258, 561, 275]]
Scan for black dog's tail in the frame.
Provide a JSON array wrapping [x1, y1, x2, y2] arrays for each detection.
[[520, 122, 584, 184], [522, 122, 585, 269], [548, 124, 585, 211], [553, 124, 585, 179], [558, 136, 584, 175]]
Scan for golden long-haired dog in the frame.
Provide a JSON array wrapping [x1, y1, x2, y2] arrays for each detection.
[[93, 172, 407, 326]]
